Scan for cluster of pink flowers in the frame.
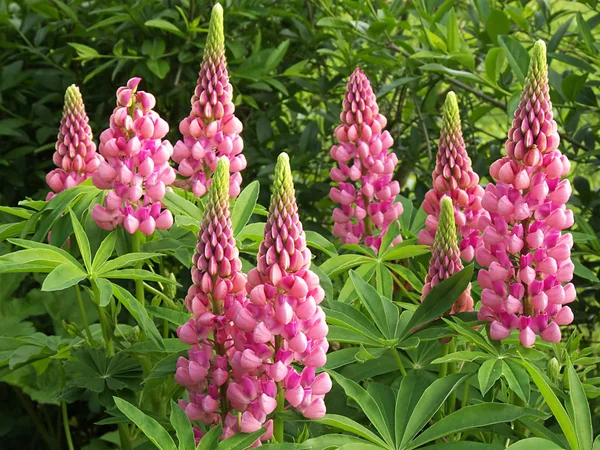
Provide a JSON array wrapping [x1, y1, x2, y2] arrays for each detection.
[[176, 157, 276, 444], [172, 3, 245, 198], [176, 153, 329, 446], [418, 92, 486, 262], [422, 196, 473, 313], [46, 85, 101, 200], [91, 77, 175, 235], [246, 152, 331, 420], [330, 67, 403, 250], [476, 41, 574, 347]]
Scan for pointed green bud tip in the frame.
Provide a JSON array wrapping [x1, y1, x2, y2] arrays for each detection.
[[65, 84, 82, 109], [210, 156, 230, 202], [436, 196, 458, 246], [439, 196, 455, 227], [273, 152, 294, 197], [441, 91, 461, 135], [206, 3, 225, 56], [527, 40, 547, 82]]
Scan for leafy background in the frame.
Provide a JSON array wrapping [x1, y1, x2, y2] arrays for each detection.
[[1, 0, 600, 448]]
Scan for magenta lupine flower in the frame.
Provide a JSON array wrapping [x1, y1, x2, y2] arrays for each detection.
[[330, 68, 403, 250], [422, 196, 473, 313], [418, 92, 486, 262], [172, 4, 245, 198], [477, 41, 574, 347], [246, 153, 331, 420], [176, 158, 274, 446], [46, 85, 101, 200], [91, 77, 175, 235]]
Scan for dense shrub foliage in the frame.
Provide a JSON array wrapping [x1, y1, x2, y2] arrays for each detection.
[[1, 1, 600, 449]]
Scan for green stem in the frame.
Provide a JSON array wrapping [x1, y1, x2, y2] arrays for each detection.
[[392, 348, 407, 376], [143, 282, 177, 309], [512, 391, 526, 436], [439, 342, 450, 378], [118, 423, 132, 450], [447, 339, 457, 415], [132, 232, 145, 305], [74, 284, 94, 344], [273, 336, 285, 443], [61, 402, 75, 450]]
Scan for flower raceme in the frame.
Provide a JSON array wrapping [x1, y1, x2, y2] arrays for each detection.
[[46, 85, 101, 200], [476, 41, 574, 347], [175, 157, 275, 445], [422, 196, 473, 313], [330, 67, 403, 250], [172, 3, 246, 198], [91, 77, 175, 235], [246, 153, 331, 420], [419, 92, 486, 262]]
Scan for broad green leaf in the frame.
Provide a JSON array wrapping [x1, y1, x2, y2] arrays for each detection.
[[42, 264, 86, 291], [92, 231, 117, 272], [401, 373, 468, 447], [316, 414, 387, 448], [306, 231, 338, 257], [567, 359, 593, 450], [8, 238, 82, 267], [68, 43, 100, 60], [97, 252, 162, 274], [395, 373, 429, 448], [577, 13, 596, 55], [96, 278, 114, 307], [113, 397, 177, 450], [573, 260, 599, 283], [144, 19, 186, 38], [215, 429, 266, 450], [548, 17, 574, 53], [385, 263, 423, 291], [162, 190, 202, 220], [231, 181, 259, 236], [407, 404, 547, 449], [196, 424, 222, 450], [169, 401, 194, 450], [324, 347, 387, 370], [485, 47, 506, 84], [446, 8, 459, 53], [520, 357, 578, 450], [367, 383, 396, 443], [326, 326, 382, 346], [69, 208, 92, 271], [403, 265, 473, 336], [508, 438, 564, 449], [478, 359, 503, 396], [147, 305, 191, 326], [518, 418, 567, 448], [350, 271, 400, 340], [382, 243, 430, 261], [265, 40, 290, 72], [379, 221, 400, 257], [502, 360, 529, 403], [325, 302, 383, 340], [432, 351, 491, 364], [101, 269, 174, 284], [329, 371, 393, 447], [146, 59, 170, 79], [0, 249, 70, 271], [485, 9, 510, 43], [419, 64, 491, 87], [375, 264, 394, 300], [339, 262, 376, 304], [498, 35, 529, 85], [113, 285, 164, 349], [320, 255, 373, 278]]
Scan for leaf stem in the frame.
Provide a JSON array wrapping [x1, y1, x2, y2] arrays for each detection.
[[132, 231, 145, 305], [447, 339, 457, 415], [273, 335, 285, 443], [392, 347, 408, 376], [61, 402, 75, 450], [74, 284, 94, 344]]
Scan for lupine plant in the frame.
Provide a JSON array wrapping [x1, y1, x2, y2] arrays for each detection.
[[0, 3, 598, 450]]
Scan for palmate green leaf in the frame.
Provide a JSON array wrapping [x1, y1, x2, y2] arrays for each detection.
[[92, 231, 117, 272], [445, 317, 497, 354], [375, 263, 394, 300], [507, 438, 564, 449], [325, 302, 383, 340], [327, 326, 382, 346], [0, 249, 69, 272], [8, 238, 82, 267], [305, 230, 338, 257], [113, 284, 164, 349], [316, 414, 387, 448], [432, 351, 491, 364], [381, 242, 430, 261], [41, 263, 86, 291], [367, 383, 396, 443], [144, 19, 186, 38], [379, 220, 400, 257], [567, 358, 593, 450], [413, 444, 501, 450], [403, 265, 473, 337], [231, 181, 259, 236], [97, 252, 162, 274], [395, 372, 430, 449], [114, 397, 177, 450], [520, 357, 578, 450], [349, 270, 398, 339], [406, 403, 547, 449], [400, 373, 468, 447], [502, 360, 530, 403], [385, 263, 423, 292], [339, 262, 376, 303], [320, 254, 373, 278], [478, 359, 503, 396], [329, 371, 393, 447], [68, 207, 91, 271], [96, 278, 114, 307], [169, 401, 194, 450], [101, 268, 175, 284]]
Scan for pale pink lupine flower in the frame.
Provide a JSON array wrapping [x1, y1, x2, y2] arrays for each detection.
[[477, 41, 574, 347], [330, 68, 403, 250]]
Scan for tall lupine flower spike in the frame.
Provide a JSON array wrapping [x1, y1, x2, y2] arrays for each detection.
[[172, 3, 245, 198], [92, 77, 175, 235], [418, 92, 486, 261], [46, 85, 101, 200], [246, 153, 331, 422], [477, 41, 574, 347], [330, 68, 403, 250], [422, 196, 473, 313], [176, 158, 274, 446]]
